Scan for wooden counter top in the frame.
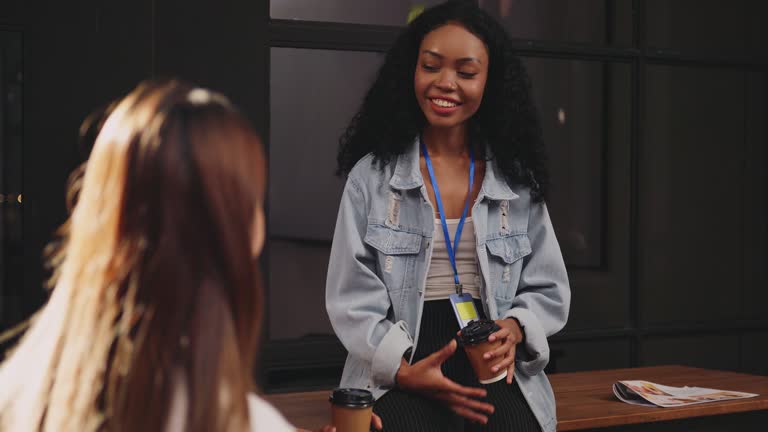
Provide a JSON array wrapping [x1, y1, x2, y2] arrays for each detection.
[[553, 365, 768, 430], [265, 365, 768, 430]]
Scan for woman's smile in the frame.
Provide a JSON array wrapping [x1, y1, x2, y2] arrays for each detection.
[[428, 96, 462, 114]]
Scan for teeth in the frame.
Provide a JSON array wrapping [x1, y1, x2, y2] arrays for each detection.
[[431, 98, 457, 108]]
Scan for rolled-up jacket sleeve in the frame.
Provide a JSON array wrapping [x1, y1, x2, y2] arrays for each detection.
[[502, 201, 570, 377], [326, 177, 413, 388]]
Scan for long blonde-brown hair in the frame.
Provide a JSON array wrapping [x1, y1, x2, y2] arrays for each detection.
[[0, 80, 266, 431]]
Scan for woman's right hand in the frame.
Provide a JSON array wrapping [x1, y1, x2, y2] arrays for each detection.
[[395, 340, 494, 424]]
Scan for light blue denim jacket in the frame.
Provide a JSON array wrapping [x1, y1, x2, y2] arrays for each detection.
[[326, 139, 570, 432]]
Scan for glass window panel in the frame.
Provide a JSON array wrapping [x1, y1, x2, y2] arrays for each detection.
[[482, 0, 633, 46], [742, 332, 768, 376], [641, 66, 757, 325], [549, 339, 631, 373], [271, 0, 444, 26], [642, 335, 740, 372], [269, 47, 381, 340], [268, 240, 335, 340], [744, 72, 768, 322], [646, 0, 768, 59], [523, 57, 631, 268], [269, 48, 381, 241]]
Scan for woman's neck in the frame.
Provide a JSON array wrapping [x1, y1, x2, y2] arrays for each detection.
[[422, 124, 469, 158]]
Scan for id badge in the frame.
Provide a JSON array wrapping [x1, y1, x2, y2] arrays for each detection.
[[449, 293, 479, 328]]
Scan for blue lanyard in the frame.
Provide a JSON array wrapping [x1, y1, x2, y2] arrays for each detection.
[[420, 135, 475, 294]]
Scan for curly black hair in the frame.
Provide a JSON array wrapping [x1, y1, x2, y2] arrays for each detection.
[[336, 0, 548, 202]]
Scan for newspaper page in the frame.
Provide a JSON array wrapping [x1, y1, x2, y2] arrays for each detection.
[[613, 380, 758, 408]]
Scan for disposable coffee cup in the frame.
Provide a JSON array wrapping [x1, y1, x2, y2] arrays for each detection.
[[329, 388, 375, 432], [458, 319, 508, 384]]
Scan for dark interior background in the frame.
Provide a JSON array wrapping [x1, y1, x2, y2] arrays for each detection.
[[1, 0, 766, 393]]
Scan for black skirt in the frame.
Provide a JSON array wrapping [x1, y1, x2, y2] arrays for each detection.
[[373, 299, 543, 432]]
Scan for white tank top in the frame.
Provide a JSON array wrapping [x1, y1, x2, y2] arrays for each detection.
[[425, 218, 481, 300]]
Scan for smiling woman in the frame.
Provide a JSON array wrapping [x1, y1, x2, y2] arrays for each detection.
[[327, 2, 570, 432], [414, 23, 489, 130]]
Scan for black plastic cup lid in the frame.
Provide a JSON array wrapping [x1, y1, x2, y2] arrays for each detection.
[[329, 388, 375, 408], [459, 319, 501, 345]]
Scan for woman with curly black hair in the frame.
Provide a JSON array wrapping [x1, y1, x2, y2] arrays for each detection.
[[326, 2, 570, 431]]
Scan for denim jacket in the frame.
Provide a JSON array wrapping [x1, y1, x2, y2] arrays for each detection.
[[326, 139, 570, 432]]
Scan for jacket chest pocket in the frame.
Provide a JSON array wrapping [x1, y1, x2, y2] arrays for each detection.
[[364, 224, 423, 295], [485, 234, 532, 301]]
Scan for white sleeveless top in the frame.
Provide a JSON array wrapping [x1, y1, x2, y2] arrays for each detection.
[[425, 218, 481, 300]]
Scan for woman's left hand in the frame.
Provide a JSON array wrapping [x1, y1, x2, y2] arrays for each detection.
[[484, 319, 524, 384]]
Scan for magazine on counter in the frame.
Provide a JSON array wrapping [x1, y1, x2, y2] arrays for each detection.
[[613, 380, 759, 408]]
